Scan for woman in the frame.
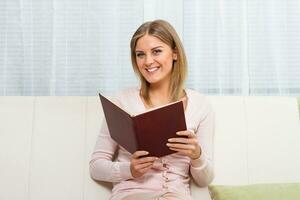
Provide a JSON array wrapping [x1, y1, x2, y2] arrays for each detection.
[[90, 19, 214, 200]]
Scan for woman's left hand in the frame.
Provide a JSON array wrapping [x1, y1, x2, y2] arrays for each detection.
[[167, 130, 201, 160]]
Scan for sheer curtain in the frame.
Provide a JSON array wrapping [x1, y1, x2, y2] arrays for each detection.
[[184, 0, 249, 95], [247, 0, 300, 96], [184, 0, 300, 96], [0, 0, 142, 96], [0, 0, 299, 96]]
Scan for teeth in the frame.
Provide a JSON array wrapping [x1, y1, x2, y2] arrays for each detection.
[[146, 67, 159, 72]]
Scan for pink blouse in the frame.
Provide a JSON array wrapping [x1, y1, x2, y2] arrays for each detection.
[[89, 87, 215, 200]]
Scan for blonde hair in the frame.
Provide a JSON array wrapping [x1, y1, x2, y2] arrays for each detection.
[[130, 19, 188, 105]]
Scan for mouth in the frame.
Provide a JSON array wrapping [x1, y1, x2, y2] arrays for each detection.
[[145, 66, 160, 73]]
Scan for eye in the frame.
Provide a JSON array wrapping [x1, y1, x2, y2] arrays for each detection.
[[136, 52, 145, 58], [153, 49, 162, 55]]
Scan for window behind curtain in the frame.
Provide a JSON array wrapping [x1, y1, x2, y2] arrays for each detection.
[[1, 0, 299, 96], [183, 0, 300, 96], [0, 0, 142, 96], [247, 0, 300, 96]]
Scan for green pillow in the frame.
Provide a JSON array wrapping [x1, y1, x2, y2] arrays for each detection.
[[209, 183, 300, 200]]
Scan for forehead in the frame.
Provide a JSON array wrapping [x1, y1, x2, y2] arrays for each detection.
[[135, 35, 168, 50]]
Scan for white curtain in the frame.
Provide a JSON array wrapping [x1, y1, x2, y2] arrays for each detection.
[[184, 0, 300, 96], [0, 0, 142, 95], [0, 0, 299, 96]]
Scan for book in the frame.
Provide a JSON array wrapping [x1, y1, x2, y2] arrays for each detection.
[[99, 93, 187, 157]]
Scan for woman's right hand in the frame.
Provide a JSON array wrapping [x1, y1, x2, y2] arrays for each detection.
[[130, 151, 158, 178]]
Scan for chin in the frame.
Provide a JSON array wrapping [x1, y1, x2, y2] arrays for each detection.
[[147, 80, 161, 85], [143, 75, 170, 86], [145, 80, 157, 85], [144, 77, 160, 84]]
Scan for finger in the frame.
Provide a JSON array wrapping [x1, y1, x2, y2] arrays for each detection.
[[167, 143, 196, 150], [137, 156, 158, 164], [132, 151, 149, 159], [139, 165, 154, 174], [168, 137, 189, 144], [168, 137, 197, 144], [133, 156, 158, 165], [169, 147, 192, 155], [134, 162, 154, 171]]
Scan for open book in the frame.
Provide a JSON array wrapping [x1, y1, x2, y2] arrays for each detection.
[[99, 93, 187, 157]]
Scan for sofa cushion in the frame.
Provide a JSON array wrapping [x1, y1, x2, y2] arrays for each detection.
[[298, 97, 300, 118], [209, 183, 300, 200]]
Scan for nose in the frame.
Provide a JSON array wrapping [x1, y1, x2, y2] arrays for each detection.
[[145, 54, 154, 66]]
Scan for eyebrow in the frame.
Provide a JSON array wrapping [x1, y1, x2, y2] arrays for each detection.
[[135, 46, 164, 52]]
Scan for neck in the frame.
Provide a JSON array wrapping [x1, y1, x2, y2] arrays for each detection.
[[141, 77, 185, 108], [149, 78, 171, 101]]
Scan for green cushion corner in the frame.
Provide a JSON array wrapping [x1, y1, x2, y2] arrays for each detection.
[[209, 183, 300, 200]]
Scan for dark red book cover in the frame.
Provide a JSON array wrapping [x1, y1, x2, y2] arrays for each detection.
[[99, 93, 187, 157]]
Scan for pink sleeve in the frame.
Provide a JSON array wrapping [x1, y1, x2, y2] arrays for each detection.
[[190, 100, 215, 186], [89, 119, 133, 182]]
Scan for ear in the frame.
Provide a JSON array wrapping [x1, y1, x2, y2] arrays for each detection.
[[172, 48, 178, 61]]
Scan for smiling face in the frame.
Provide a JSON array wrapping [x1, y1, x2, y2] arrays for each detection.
[[134, 34, 177, 87]]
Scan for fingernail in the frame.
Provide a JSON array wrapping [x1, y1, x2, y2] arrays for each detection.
[[166, 143, 170, 146], [168, 139, 173, 142]]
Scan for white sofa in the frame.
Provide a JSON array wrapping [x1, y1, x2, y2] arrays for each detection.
[[0, 96, 299, 200]]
